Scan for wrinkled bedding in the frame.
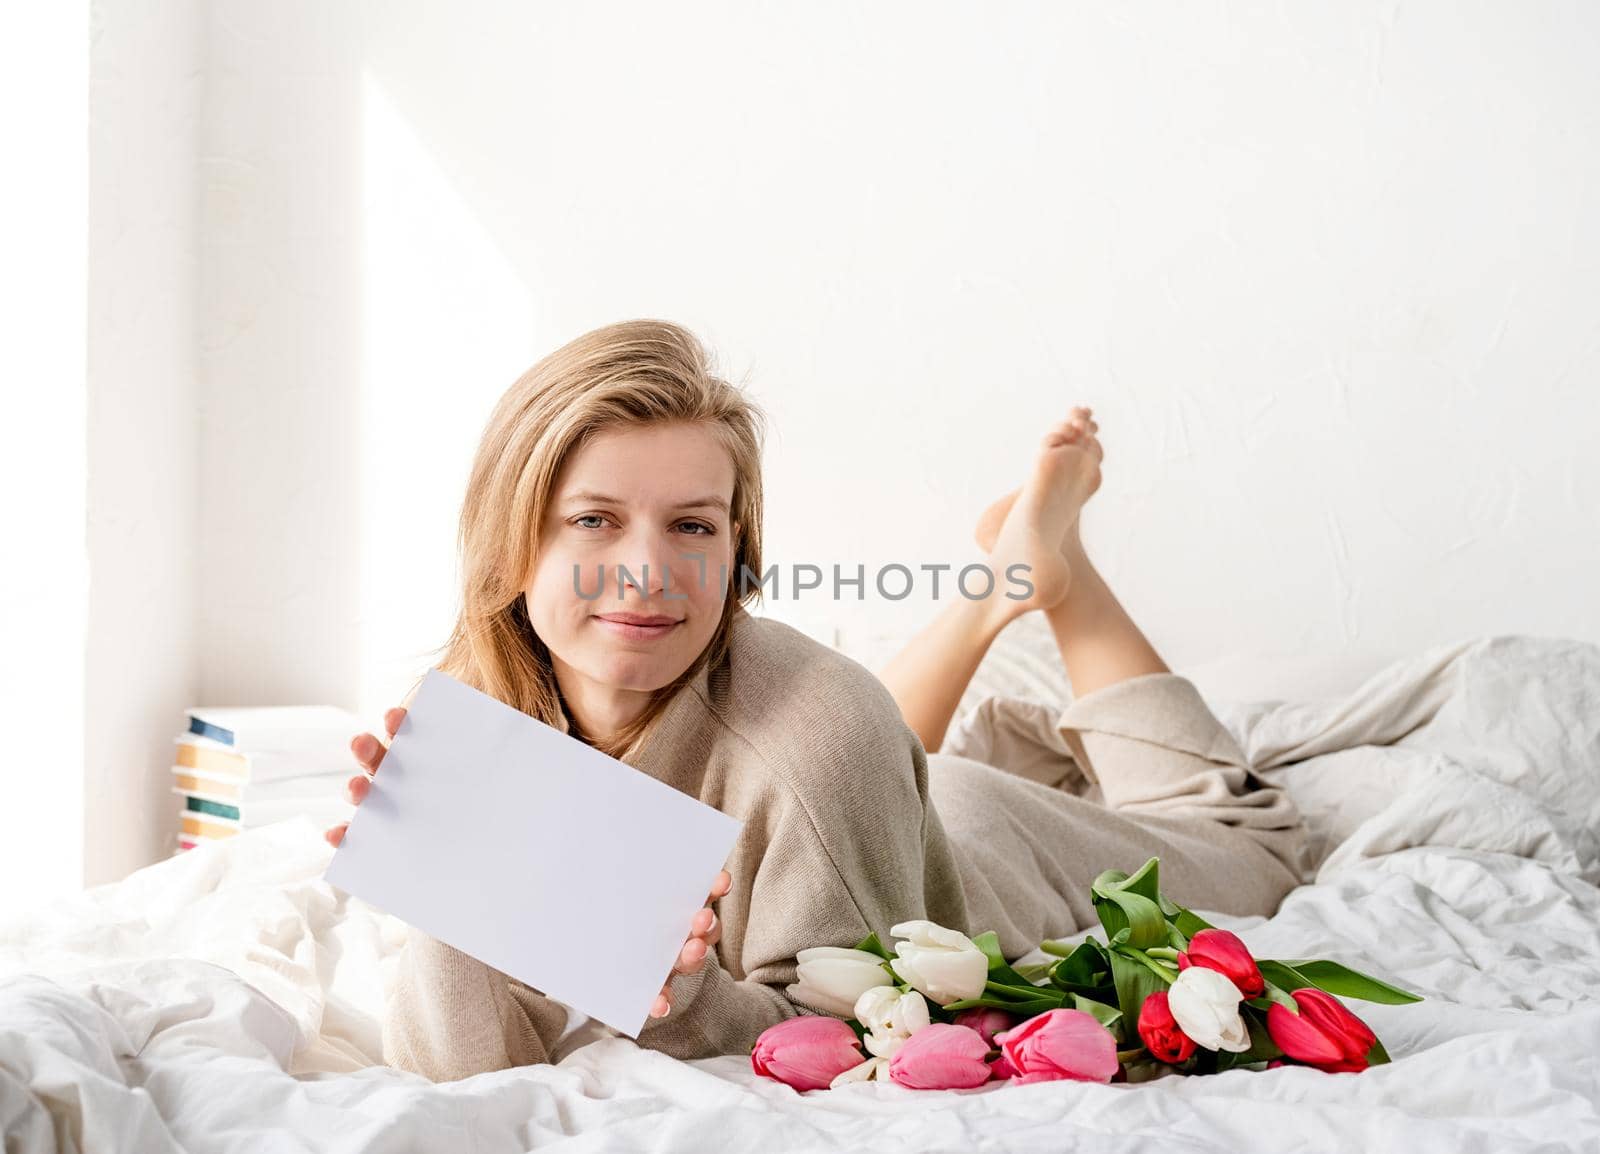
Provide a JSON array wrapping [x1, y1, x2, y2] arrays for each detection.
[[3, 634, 1599, 1152]]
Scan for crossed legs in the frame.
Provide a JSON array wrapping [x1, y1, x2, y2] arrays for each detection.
[[878, 407, 1170, 753]]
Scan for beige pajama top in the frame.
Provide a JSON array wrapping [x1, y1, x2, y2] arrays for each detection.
[[382, 604, 1307, 1081]]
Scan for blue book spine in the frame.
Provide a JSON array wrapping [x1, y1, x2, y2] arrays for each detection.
[[188, 717, 236, 746]]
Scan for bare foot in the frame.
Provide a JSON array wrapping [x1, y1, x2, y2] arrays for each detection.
[[976, 407, 1103, 616]]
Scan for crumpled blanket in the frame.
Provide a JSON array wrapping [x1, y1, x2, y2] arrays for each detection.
[[3, 634, 1598, 1152]]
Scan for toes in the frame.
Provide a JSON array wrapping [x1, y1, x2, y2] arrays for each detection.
[[1044, 422, 1084, 448], [1038, 407, 1102, 455]]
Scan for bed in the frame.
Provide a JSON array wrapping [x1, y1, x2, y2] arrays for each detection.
[[3, 630, 1599, 1152]]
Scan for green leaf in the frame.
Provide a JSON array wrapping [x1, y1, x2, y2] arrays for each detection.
[[1246, 983, 1298, 1011], [1257, 959, 1316, 994], [1104, 857, 1164, 903], [1122, 1058, 1177, 1083], [852, 932, 893, 962], [971, 931, 1040, 989], [982, 980, 1066, 1004], [972, 930, 1005, 968], [1072, 994, 1123, 1033], [942, 993, 1065, 1017], [1106, 947, 1169, 1044], [1092, 882, 1168, 950], [1366, 1034, 1392, 1067], [1171, 906, 1216, 940], [1013, 960, 1057, 985], [1089, 859, 1175, 950], [1275, 959, 1424, 1005], [1049, 941, 1115, 1001]]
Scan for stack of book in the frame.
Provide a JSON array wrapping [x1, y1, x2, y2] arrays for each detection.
[[172, 704, 367, 853]]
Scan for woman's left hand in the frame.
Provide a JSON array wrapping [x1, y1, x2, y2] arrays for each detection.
[[651, 869, 731, 1018]]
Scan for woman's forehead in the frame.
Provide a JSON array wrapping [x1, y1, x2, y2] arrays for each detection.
[[556, 423, 735, 505]]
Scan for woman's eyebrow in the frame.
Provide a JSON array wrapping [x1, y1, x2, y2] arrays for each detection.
[[674, 496, 731, 513], [560, 491, 729, 513]]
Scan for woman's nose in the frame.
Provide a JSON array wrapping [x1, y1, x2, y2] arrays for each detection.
[[616, 533, 680, 597]]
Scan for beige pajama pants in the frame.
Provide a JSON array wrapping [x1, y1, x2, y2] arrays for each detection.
[[928, 672, 1310, 959]]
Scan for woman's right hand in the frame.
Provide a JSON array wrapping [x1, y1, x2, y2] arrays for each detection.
[[324, 705, 407, 847]]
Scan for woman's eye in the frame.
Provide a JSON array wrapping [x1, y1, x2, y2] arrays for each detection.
[[677, 521, 715, 536], [574, 515, 608, 530]]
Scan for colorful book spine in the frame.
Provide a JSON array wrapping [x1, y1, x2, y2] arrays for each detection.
[[169, 702, 368, 855]]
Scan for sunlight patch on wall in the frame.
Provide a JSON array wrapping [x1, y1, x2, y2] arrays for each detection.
[[359, 71, 537, 718]]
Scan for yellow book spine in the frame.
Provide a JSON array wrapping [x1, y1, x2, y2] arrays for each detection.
[[175, 743, 250, 776], [180, 813, 240, 839], [171, 772, 244, 802]]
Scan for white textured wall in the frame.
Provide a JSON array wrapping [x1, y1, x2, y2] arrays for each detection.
[[198, 2, 365, 713], [49, 1, 1600, 893], [202, 0, 1599, 718], [83, 0, 204, 890]]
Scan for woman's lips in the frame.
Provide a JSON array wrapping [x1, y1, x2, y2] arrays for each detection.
[[592, 615, 682, 641]]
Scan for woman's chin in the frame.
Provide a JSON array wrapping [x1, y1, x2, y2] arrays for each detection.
[[592, 651, 690, 693]]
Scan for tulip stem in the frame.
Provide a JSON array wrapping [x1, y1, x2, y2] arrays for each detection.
[[1122, 947, 1179, 984], [1012, 961, 1056, 985]]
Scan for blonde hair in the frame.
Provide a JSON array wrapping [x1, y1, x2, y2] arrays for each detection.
[[420, 319, 766, 761]]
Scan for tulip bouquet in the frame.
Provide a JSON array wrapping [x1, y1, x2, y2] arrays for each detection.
[[751, 856, 1422, 1091]]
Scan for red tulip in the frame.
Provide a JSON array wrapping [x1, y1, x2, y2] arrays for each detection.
[[887, 1023, 993, 1090], [1177, 929, 1265, 999], [952, 1007, 1017, 1047], [993, 1008, 1119, 1085], [1136, 990, 1197, 1064], [750, 1016, 864, 1091], [1266, 988, 1378, 1073]]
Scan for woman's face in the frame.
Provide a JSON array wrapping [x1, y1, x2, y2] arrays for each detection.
[[526, 420, 738, 716]]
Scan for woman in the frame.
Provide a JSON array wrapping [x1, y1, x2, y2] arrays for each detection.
[[324, 319, 1307, 1083]]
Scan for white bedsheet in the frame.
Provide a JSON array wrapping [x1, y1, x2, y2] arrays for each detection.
[[3, 634, 1600, 1152]]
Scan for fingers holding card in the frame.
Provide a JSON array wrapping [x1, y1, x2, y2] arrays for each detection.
[[324, 667, 743, 1038]]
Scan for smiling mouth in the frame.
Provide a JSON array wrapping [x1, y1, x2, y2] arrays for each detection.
[[592, 615, 683, 639]]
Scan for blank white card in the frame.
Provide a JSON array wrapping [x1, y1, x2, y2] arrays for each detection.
[[323, 667, 743, 1039]]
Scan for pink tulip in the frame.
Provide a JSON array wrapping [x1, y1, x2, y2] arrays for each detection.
[[750, 1016, 864, 1091], [993, 1009, 1119, 1085], [1176, 929, 1265, 999], [1266, 988, 1377, 1074], [952, 1007, 1017, 1047], [887, 1023, 994, 1090]]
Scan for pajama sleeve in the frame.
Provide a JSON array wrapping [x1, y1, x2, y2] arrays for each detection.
[[382, 928, 570, 1081], [633, 692, 974, 1060]]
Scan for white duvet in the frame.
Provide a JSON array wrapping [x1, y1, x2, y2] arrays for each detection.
[[3, 634, 1599, 1152]]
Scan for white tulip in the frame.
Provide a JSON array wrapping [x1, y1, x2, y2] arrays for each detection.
[[853, 985, 902, 1032], [864, 1029, 906, 1059], [785, 946, 894, 1017], [854, 987, 931, 1058], [887, 920, 989, 1006], [1167, 966, 1252, 1053], [829, 1055, 889, 1088], [853, 986, 931, 1036]]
